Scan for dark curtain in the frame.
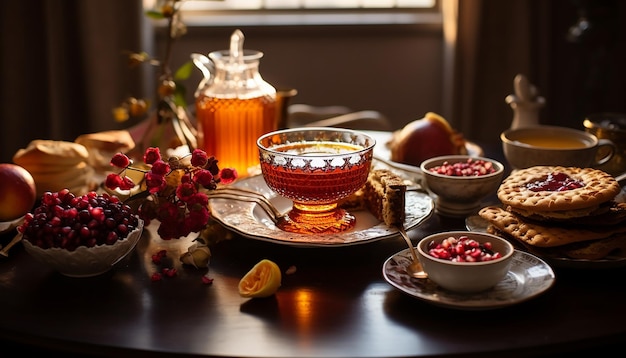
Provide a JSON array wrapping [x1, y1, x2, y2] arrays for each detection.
[[450, 0, 543, 142], [0, 0, 146, 163], [451, 0, 626, 143]]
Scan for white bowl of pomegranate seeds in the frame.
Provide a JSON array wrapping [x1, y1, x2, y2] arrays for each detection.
[[416, 231, 514, 293], [420, 155, 504, 217], [18, 189, 144, 277]]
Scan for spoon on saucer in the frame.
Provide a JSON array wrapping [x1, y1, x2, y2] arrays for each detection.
[[397, 226, 427, 279]]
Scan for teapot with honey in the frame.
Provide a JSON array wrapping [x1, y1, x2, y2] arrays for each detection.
[[193, 29, 277, 177]]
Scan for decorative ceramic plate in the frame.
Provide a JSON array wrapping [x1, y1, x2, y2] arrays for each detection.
[[209, 175, 434, 247], [383, 249, 555, 310]]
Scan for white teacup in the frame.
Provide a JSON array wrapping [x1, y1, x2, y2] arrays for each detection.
[[501, 125, 616, 169]]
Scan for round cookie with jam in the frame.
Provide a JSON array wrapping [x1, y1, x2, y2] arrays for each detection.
[[497, 166, 621, 218]]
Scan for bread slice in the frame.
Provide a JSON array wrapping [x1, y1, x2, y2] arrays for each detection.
[[75, 130, 135, 171], [345, 169, 406, 227], [338, 169, 407, 227], [13, 140, 89, 167]]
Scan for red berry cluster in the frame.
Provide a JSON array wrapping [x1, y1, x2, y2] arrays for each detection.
[[18, 189, 139, 251], [427, 235, 503, 262], [105, 147, 237, 240]]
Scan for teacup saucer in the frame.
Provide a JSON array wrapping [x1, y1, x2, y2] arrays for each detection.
[[382, 249, 555, 310], [209, 175, 434, 247]]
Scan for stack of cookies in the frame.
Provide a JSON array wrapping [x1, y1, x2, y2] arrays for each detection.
[[479, 166, 626, 260], [13, 140, 97, 197]]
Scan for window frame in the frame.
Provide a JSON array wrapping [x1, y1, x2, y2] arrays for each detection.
[[175, 1, 442, 27]]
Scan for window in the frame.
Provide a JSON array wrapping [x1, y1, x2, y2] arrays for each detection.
[[144, 0, 446, 133], [168, 0, 441, 27], [181, 0, 436, 11]]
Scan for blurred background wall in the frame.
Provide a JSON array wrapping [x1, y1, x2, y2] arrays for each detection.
[[1, 0, 625, 164]]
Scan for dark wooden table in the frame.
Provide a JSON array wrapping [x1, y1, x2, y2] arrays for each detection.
[[1, 134, 625, 357], [1, 210, 625, 358]]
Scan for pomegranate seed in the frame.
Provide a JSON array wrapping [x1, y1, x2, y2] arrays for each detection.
[[427, 235, 504, 262], [91, 207, 105, 222], [85, 237, 97, 247], [454, 243, 465, 255], [18, 190, 139, 250], [79, 226, 90, 238], [106, 232, 119, 245], [429, 158, 497, 177]]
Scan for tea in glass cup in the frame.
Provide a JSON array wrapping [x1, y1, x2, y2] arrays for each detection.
[[257, 127, 376, 234]]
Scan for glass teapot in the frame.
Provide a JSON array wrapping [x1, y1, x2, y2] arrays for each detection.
[[193, 29, 278, 177]]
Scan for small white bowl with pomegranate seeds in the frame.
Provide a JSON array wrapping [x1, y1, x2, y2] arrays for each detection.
[[417, 231, 514, 293], [18, 189, 144, 278], [420, 155, 504, 217]]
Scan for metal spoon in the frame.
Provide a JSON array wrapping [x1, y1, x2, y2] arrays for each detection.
[[397, 226, 427, 279], [0, 234, 22, 258]]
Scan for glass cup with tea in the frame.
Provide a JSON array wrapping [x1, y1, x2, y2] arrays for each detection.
[[257, 127, 376, 234]]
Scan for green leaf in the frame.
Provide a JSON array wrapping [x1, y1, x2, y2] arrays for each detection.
[[174, 84, 188, 108], [174, 61, 194, 81], [145, 10, 165, 20]]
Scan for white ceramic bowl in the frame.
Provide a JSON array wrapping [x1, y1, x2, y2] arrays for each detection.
[[417, 231, 514, 293], [420, 155, 504, 217], [22, 218, 144, 277]]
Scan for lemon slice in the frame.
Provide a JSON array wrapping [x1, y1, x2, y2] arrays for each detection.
[[238, 259, 282, 298]]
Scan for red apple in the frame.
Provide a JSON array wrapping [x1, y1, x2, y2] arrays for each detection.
[[0, 163, 37, 221], [389, 112, 466, 166]]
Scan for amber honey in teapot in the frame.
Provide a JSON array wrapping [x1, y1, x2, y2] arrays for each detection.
[[193, 29, 276, 177]]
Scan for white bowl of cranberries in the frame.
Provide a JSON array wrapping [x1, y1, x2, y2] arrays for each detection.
[[420, 155, 504, 217], [416, 231, 514, 293], [18, 189, 143, 277]]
